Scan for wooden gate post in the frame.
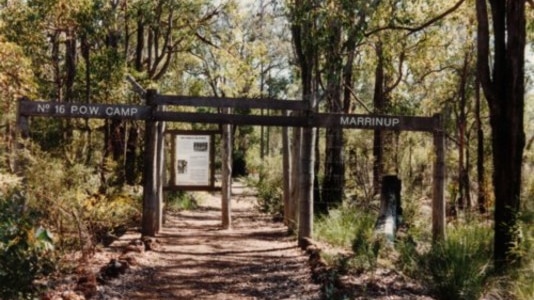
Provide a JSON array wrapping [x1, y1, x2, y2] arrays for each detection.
[[142, 89, 161, 236], [221, 108, 232, 229], [156, 104, 165, 231], [298, 100, 316, 248], [432, 113, 446, 242]]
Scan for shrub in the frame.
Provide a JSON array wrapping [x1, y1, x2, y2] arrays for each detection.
[[0, 192, 56, 299], [165, 190, 199, 211], [399, 223, 493, 300], [509, 207, 534, 300], [315, 207, 379, 271], [245, 155, 284, 216]]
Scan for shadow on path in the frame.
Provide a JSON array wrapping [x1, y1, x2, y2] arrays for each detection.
[[108, 183, 320, 300]]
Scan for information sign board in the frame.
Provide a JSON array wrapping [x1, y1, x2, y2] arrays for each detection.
[[174, 135, 211, 186]]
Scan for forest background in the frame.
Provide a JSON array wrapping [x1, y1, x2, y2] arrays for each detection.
[[0, 0, 533, 299]]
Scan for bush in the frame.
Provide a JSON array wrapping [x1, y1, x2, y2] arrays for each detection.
[[165, 190, 199, 211], [0, 192, 56, 299], [245, 155, 284, 216], [399, 223, 493, 300], [315, 207, 379, 271], [509, 207, 534, 300], [19, 149, 140, 252]]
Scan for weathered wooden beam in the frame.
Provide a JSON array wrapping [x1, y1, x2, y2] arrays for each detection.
[[165, 129, 221, 135], [155, 95, 308, 111], [155, 111, 308, 127], [163, 185, 222, 192], [314, 113, 435, 132], [18, 99, 150, 120], [19, 99, 437, 132]]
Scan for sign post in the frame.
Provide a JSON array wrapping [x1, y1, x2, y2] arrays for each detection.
[[141, 89, 161, 236], [17, 93, 446, 241]]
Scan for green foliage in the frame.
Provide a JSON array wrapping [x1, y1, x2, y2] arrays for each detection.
[[245, 155, 284, 216], [165, 190, 199, 212], [0, 191, 56, 299], [249, 175, 283, 216], [20, 148, 140, 250], [315, 207, 379, 271], [509, 206, 534, 300], [398, 224, 493, 300]]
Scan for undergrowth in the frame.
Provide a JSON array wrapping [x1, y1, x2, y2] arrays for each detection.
[[1, 189, 56, 299], [398, 222, 493, 300], [315, 206, 382, 272], [165, 190, 199, 211]]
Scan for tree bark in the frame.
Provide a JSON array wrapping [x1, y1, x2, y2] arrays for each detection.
[[373, 42, 386, 195], [282, 114, 292, 226], [457, 52, 470, 210], [290, 0, 317, 246], [475, 78, 487, 214], [221, 112, 233, 229], [288, 126, 301, 232], [476, 0, 526, 270], [321, 17, 344, 210]]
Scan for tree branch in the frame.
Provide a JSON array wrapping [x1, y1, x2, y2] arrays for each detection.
[[365, 0, 466, 36]]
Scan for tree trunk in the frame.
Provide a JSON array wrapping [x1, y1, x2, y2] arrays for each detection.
[[457, 52, 472, 210], [135, 10, 144, 71], [321, 17, 344, 209], [125, 124, 139, 185], [373, 42, 386, 195], [314, 128, 323, 213], [476, 0, 526, 270], [65, 29, 76, 101], [282, 115, 292, 226], [299, 124, 316, 247], [288, 126, 301, 232], [475, 78, 487, 214], [321, 128, 344, 210], [221, 113, 233, 229]]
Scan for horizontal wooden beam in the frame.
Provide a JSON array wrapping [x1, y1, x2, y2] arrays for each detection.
[[313, 113, 436, 132], [19, 99, 437, 132], [165, 129, 221, 135], [156, 112, 436, 131], [163, 185, 221, 192], [18, 100, 150, 120], [155, 95, 308, 111], [155, 111, 308, 127]]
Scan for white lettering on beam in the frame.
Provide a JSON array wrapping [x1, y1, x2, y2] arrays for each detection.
[[105, 107, 138, 117], [340, 116, 401, 128], [71, 105, 100, 115], [37, 104, 49, 113]]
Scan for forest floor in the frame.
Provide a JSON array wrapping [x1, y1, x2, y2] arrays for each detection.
[[44, 180, 434, 300]]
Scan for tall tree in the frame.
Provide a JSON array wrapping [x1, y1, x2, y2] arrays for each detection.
[[289, 0, 318, 246], [319, 1, 379, 210], [476, 0, 526, 269]]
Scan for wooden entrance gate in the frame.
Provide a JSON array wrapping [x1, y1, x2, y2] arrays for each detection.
[[18, 89, 445, 242]]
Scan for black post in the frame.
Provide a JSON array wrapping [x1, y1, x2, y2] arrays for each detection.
[[376, 175, 402, 242]]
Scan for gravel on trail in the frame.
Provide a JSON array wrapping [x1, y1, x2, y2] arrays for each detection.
[[90, 183, 321, 300]]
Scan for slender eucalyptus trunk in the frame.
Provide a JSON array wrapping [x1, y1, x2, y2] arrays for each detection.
[[221, 114, 233, 229]]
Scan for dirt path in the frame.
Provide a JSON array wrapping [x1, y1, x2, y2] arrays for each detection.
[[97, 182, 321, 300]]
